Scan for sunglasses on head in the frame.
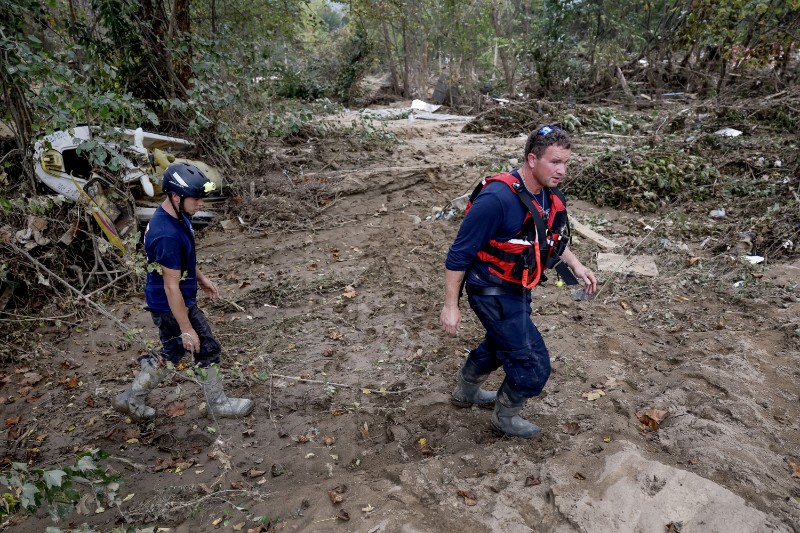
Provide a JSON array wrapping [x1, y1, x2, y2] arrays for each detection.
[[537, 125, 560, 136]]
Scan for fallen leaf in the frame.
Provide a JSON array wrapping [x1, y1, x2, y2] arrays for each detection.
[[524, 477, 541, 487], [687, 458, 697, 465], [687, 256, 700, 266], [230, 480, 244, 490], [637, 408, 669, 431], [35, 433, 48, 443], [603, 436, 612, 443], [619, 301, 629, 310], [305, 453, 315, 459], [307, 263, 318, 271], [239, 281, 251, 289], [4, 416, 20, 427], [25, 447, 40, 462], [361, 504, 374, 513], [292, 434, 309, 444], [165, 400, 186, 418], [65, 424, 76, 432], [322, 435, 336, 446], [328, 489, 344, 504], [17, 386, 31, 397], [232, 523, 246, 531], [359, 422, 369, 440], [124, 427, 140, 440], [336, 509, 350, 521], [327, 330, 344, 341], [582, 389, 606, 401], [457, 489, 478, 506], [271, 463, 287, 477], [208, 449, 232, 470], [342, 286, 357, 299], [154, 458, 176, 472], [560, 422, 580, 435], [245, 468, 266, 478], [329, 405, 345, 416], [574, 472, 586, 480], [790, 462, 800, 478], [212, 517, 223, 526], [65, 376, 79, 389], [20, 372, 43, 386]]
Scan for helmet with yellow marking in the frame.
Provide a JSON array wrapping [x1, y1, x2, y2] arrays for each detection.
[[162, 162, 217, 199]]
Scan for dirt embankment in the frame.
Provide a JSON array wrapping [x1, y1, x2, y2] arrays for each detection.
[[2, 99, 799, 532]]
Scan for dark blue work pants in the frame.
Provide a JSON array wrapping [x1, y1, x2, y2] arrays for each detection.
[[466, 290, 551, 398], [148, 304, 222, 368]]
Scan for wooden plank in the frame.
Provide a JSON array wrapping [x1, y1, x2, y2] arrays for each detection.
[[597, 253, 659, 277], [569, 216, 619, 250]]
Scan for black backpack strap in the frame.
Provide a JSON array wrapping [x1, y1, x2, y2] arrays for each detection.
[[510, 181, 548, 246]]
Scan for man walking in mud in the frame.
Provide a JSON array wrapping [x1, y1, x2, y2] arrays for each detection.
[[113, 162, 253, 420], [440, 126, 596, 439]]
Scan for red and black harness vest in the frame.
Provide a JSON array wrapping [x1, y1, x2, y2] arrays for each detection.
[[466, 172, 572, 289]]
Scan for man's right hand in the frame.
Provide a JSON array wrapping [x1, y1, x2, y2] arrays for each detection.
[[440, 305, 462, 335], [181, 329, 200, 353]]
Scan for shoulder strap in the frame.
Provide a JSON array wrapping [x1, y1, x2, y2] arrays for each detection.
[[509, 182, 548, 246]]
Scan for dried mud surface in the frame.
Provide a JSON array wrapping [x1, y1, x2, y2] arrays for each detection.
[[3, 102, 800, 532]]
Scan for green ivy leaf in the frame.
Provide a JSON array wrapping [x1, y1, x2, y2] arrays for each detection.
[[77, 455, 97, 473], [20, 483, 39, 509], [43, 470, 66, 490]]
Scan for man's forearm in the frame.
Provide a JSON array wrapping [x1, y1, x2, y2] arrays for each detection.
[[165, 285, 192, 331], [443, 269, 465, 308], [560, 248, 583, 271]]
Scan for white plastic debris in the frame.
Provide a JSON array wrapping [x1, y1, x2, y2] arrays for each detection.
[[774, 160, 782, 168], [742, 255, 764, 264], [411, 99, 441, 113], [715, 128, 742, 137], [709, 208, 726, 218], [733, 281, 745, 288]]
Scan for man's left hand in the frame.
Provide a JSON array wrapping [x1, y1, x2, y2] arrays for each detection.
[[198, 275, 220, 299], [572, 264, 597, 294]]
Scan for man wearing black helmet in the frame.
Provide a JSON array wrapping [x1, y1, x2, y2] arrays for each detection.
[[113, 162, 254, 420]]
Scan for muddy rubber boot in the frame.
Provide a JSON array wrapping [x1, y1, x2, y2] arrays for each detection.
[[112, 358, 168, 420], [201, 366, 254, 418], [490, 383, 541, 439], [451, 356, 496, 408]]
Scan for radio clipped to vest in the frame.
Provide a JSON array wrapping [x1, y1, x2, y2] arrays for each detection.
[[465, 173, 573, 289]]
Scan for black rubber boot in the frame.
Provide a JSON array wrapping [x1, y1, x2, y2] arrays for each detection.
[[451, 354, 497, 408], [490, 382, 541, 439]]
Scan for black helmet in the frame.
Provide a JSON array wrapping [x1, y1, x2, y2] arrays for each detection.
[[162, 162, 217, 199]]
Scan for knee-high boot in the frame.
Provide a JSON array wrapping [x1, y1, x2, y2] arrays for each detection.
[[112, 358, 169, 420], [201, 366, 254, 418], [490, 382, 541, 439], [451, 354, 497, 408]]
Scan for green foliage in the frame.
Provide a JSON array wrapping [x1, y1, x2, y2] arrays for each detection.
[[575, 146, 719, 211], [0, 450, 120, 523]]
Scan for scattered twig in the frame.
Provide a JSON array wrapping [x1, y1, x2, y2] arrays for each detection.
[[6, 241, 157, 356], [269, 373, 426, 395]]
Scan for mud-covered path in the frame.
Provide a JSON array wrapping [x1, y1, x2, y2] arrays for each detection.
[[6, 106, 800, 532]]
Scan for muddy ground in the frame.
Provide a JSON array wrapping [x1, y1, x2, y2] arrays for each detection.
[[2, 99, 800, 532]]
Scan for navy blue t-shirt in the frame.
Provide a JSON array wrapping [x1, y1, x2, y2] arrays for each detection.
[[445, 170, 551, 287], [144, 206, 198, 313]]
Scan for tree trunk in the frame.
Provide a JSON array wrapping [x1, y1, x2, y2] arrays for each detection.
[[173, 0, 192, 88], [0, 49, 35, 193], [490, 0, 514, 95], [381, 19, 401, 95]]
